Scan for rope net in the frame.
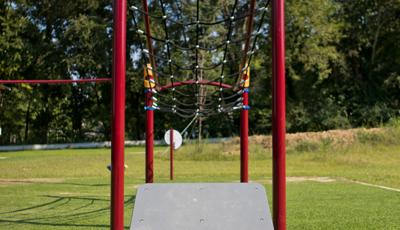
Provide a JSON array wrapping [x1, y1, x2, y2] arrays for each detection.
[[131, 0, 270, 118]]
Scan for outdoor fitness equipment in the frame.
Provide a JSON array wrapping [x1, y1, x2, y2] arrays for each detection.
[[124, 0, 286, 229], [0, 0, 287, 229]]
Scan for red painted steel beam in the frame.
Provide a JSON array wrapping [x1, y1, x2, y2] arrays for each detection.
[[142, 0, 155, 184], [0, 78, 112, 84], [272, 0, 286, 229], [239, 0, 256, 182], [240, 91, 249, 183], [160, 80, 232, 92], [145, 89, 154, 183], [111, 0, 126, 229], [144, 69, 155, 183], [170, 128, 174, 181]]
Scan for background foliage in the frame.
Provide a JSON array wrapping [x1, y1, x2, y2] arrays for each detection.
[[0, 0, 399, 144]]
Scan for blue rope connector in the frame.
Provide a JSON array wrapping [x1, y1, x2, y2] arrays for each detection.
[[243, 105, 251, 110], [144, 106, 159, 111], [144, 89, 157, 94], [243, 88, 250, 93]]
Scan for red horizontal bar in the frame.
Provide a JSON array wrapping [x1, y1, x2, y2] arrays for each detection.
[[0, 78, 112, 85], [160, 80, 232, 91]]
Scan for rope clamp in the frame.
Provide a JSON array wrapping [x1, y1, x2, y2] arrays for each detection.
[[144, 106, 159, 111]]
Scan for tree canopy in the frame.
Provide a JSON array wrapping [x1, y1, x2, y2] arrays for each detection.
[[0, 0, 399, 145]]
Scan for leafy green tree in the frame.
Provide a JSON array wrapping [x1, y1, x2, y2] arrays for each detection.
[[336, 0, 400, 126]]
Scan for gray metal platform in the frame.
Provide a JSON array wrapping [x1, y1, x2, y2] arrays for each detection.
[[130, 183, 274, 230]]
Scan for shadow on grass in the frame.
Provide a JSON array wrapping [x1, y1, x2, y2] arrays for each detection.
[[0, 194, 136, 229], [59, 182, 110, 187], [0, 219, 111, 229]]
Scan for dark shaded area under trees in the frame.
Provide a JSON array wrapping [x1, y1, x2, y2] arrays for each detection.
[[0, 0, 399, 145]]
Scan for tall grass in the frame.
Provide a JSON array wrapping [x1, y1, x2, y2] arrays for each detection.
[[159, 120, 400, 162]]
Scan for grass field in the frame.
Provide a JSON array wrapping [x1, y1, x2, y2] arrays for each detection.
[[0, 126, 400, 229]]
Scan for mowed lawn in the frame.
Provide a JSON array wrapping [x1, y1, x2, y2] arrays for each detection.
[[0, 140, 399, 230]]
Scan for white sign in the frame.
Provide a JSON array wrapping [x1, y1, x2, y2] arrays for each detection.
[[164, 129, 183, 150]]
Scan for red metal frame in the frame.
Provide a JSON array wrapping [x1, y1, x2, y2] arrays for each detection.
[[272, 0, 286, 229], [111, 0, 126, 229], [238, 0, 256, 183], [145, 89, 154, 183], [170, 128, 174, 180], [240, 91, 249, 183], [107, 0, 286, 228], [3, 1, 287, 229], [0, 79, 111, 84], [142, 0, 156, 183]]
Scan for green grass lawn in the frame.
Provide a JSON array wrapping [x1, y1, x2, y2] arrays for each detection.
[[0, 136, 400, 229]]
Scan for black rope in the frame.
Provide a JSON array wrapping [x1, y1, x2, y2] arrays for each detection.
[[144, 49, 249, 71], [218, 0, 239, 112], [134, 28, 258, 52], [194, 0, 200, 104], [131, 5, 266, 27], [130, 0, 271, 118], [158, 0, 176, 111], [245, 0, 271, 78]]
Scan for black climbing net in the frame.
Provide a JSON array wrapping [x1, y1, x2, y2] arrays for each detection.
[[130, 0, 270, 118]]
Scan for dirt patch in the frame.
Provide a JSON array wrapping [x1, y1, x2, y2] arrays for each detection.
[[0, 178, 64, 185]]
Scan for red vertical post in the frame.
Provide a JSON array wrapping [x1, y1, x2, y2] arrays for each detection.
[[170, 128, 174, 180], [142, 0, 155, 184], [272, 0, 286, 229], [240, 90, 249, 183], [145, 88, 154, 183], [239, 0, 255, 182], [111, 0, 126, 229]]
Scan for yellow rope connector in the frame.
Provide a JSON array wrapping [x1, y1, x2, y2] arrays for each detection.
[[243, 65, 250, 88], [144, 63, 156, 89]]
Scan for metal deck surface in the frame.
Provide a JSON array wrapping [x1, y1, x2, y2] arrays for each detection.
[[130, 183, 274, 230]]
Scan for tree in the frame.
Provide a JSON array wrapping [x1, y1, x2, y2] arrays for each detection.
[[336, 0, 400, 126]]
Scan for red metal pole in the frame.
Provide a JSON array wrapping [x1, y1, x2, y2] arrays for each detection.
[[170, 128, 174, 180], [142, 0, 155, 184], [145, 96, 154, 183], [111, 0, 126, 229], [239, 0, 255, 180], [145, 84, 154, 183], [0, 78, 112, 84], [272, 0, 286, 229], [240, 91, 249, 183]]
